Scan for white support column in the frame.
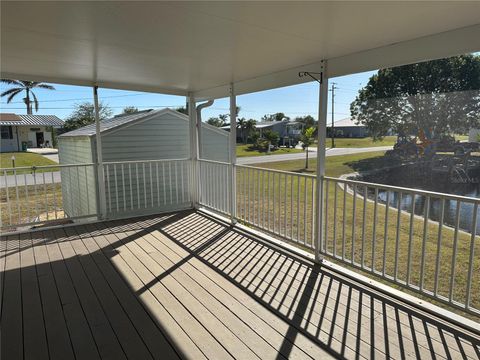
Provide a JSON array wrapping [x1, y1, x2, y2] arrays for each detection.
[[229, 83, 237, 223], [93, 85, 107, 219], [188, 93, 199, 208], [315, 61, 328, 262]]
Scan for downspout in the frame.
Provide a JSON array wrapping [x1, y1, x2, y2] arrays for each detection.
[[195, 100, 214, 159]]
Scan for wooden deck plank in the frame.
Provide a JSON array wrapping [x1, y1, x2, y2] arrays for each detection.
[[139, 226, 335, 360], [1, 235, 23, 360], [29, 231, 76, 360], [43, 228, 126, 360], [37, 228, 101, 360], [1, 211, 479, 360], [19, 232, 50, 360], [72, 224, 181, 360], [82, 223, 206, 360], [93, 221, 233, 360], [63, 228, 153, 359]]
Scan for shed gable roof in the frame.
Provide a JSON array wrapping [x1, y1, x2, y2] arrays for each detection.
[[0, 113, 64, 126]]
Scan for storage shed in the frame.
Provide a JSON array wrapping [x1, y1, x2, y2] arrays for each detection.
[[58, 108, 229, 218]]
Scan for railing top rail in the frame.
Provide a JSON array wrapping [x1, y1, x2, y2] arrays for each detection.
[[198, 158, 230, 166], [103, 158, 190, 165], [325, 175, 480, 203], [236, 163, 317, 179], [1, 163, 95, 171]]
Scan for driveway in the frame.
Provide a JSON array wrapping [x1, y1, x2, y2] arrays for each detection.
[[1, 171, 62, 187], [237, 146, 393, 164]]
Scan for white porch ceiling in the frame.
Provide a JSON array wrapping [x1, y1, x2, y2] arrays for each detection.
[[2, 1, 480, 99]]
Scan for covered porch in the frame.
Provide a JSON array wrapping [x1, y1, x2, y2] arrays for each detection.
[[1, 1, 480, 359]]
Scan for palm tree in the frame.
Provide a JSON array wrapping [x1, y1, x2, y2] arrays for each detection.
[[245, 119, 257, 143], [237, 118, 247, 143], [1, 79, 55, 114]]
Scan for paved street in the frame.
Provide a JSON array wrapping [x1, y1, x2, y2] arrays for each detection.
[[237, 146, 392, 164]]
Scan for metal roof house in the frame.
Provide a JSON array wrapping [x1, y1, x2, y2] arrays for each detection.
[[328, 117, 368, 138], [58, 108, 229, 219], [1, 2, 480, 359], [0, 113, 64, 151]]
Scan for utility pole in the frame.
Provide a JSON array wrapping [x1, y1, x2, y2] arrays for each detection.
[[329, 82, 337, 148]]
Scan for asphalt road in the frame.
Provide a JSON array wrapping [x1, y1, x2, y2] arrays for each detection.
[[1, 146, 392, 187], [237, 146, 393, 164]]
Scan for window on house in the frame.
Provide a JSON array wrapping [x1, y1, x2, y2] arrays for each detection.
[[1, 126, 13, 140]]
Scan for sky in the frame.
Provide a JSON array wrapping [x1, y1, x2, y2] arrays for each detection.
[[0, 70, 376, 123]]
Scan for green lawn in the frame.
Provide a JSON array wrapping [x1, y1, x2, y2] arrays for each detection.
[[0, 152, 58, 174], [236, 144, 303, 157], [311, 136, 397, 148], [235, 151, 479, 319]]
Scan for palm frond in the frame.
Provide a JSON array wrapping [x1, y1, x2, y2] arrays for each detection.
[[35, 83, 55, 90], [1, 87, 22, 97], [31, 91, 39, 112], [1, 79, 22, 86], [6, 89, 22, 103]]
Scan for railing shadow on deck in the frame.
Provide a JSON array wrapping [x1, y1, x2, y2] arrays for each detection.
[[4, 210, 479, 359], [97, 211, 480, 360]]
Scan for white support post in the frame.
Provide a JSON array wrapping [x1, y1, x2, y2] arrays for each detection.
[[93, 85, 107, 219], [315, 61, 328, 262], [188, 94, 199, 208], [229, 83, 237, 223]]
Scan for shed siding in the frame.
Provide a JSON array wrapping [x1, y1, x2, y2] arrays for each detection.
[[58, 136, 97, 218], [201, 125, 229, 162]]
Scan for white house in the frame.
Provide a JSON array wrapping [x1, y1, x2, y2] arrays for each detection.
[[0, 113, 64, 152]]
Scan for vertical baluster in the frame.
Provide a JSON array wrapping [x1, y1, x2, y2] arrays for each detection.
[[420, 196, 430, 291], [114, 164, 119, 212], [129, 163, 134, 210], [449, 200, 461, 302], [33, 168, 38, 219], [14, 169, 21, 224], [311, 178, 315, 248], [324, 179, 329, 252], [351, 184, 357, 264], [342, 181, 347, 259], [296, 175, 300, 242], [85, 166, 91, 215], [156, 163, 160, 206], [175, 162, 179, 206], [406, 193, 416, 284], [136, 163, 140, 209], [257, 169, 261, 226], [181, 161, 185, 204], [122, 164, 126, 212], [261, 170, 265, 228], [273, 172, 276, 233], [372, 187, 378, 272], [4, 170, 12, 225], [284, 174, 288, 238], [465, 203, 478, 310], [169, 162, 173, 205], [24, 173, 30, 221], [382, 191, 391, 277], [150, 163, 154, 207], [143, 163, 147, 208], [267, 171, 271, 231], [247, 167, 251, 222], [361, 185, 368, 269], [394, 192, 403, 281], [433, 198, 445, 296], [290, 175, 294, 240], [105, 164, 111, 214], [303, 177, 307, 243], [333, 182, 338, 257], [51, 171, 57, 219]]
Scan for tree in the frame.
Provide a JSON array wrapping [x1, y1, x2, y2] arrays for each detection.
[[300, 127, 316, 169], [176, 106, 188, 115], [122, 106, 139, 114], [245, 119, 257, 143], [263, 130, 280, 147], [62, 102, 113, 132], [206, 117, 225, 127], [261, 112, 289, 122], [294, 115, 316, 129], [237, 118, 247, 143], [1, 79, 55, 114], [350, 54, 480, 140]]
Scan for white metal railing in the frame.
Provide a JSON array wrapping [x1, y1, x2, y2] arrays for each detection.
[[103, 159, 192, 218], [1, 163, 97, 228], [198, 159, 231, 215], [322, 176, 480, 315], [235, 165, 316, 249]]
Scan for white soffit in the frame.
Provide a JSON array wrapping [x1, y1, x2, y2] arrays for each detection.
[[2, 1, 480, 99]]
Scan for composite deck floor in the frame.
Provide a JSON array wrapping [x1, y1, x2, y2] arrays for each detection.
[[1, 210, 479, 360]]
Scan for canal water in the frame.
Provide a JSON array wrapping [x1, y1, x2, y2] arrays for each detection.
[[357, 166, 480, 234]]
